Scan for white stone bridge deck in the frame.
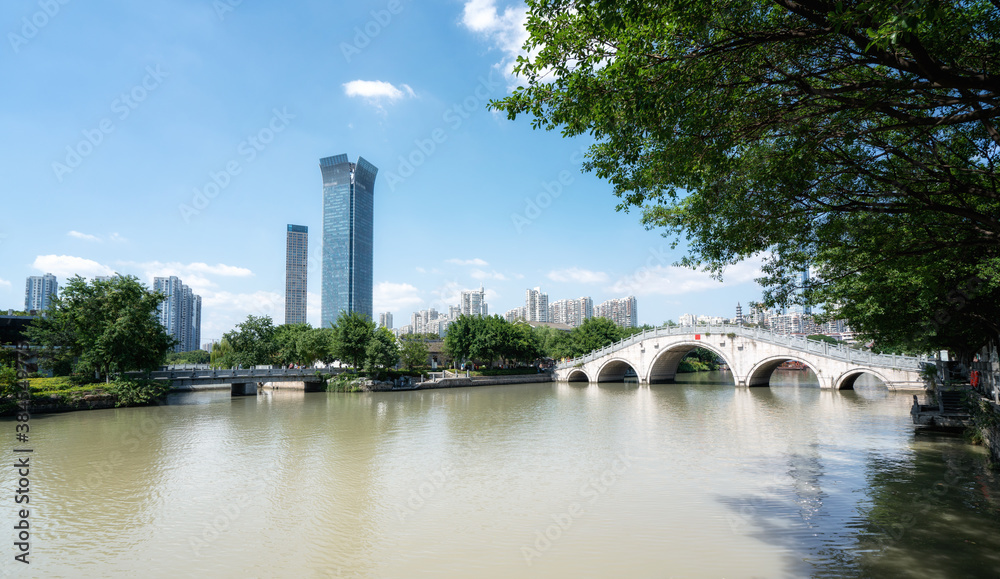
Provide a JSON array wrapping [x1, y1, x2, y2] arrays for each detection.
[[554, 325, 928, 390]]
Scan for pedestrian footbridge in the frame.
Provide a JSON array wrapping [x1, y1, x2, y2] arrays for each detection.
[[554, 325, 928, 390]]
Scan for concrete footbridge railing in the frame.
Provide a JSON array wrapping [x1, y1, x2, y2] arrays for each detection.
[[554, 324, 929, 390]]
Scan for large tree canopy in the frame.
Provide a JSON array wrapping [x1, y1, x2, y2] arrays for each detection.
[[491, 0, 1000, 357], [27, 275, 174, 377]]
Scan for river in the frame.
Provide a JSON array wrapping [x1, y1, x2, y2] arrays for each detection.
[[3, 370, 1000, 578]]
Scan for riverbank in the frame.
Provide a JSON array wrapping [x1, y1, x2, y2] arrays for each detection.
[[417, 373, 553, 389]]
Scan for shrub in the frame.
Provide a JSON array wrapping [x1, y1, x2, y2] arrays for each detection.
[[105, 379, 170, 407]]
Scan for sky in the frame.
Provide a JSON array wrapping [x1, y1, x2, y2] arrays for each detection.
[[0, 0, 764, 343]]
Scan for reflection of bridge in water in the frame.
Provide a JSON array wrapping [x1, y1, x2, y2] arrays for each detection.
[[555, 325, 928, 390]]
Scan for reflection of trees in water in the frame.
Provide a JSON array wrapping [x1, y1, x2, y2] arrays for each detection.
[[853, 439, 1000, 577], [717, 435, 1000, 577]]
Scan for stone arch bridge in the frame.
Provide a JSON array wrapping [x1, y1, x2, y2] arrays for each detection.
[[554, 325, 928, 390]]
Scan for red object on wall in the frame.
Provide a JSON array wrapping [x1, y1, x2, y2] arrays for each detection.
[[695, 334, 701, 340]]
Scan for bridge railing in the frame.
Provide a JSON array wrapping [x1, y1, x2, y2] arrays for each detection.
[[556, 324, 928, 371], [125, 367, 331, 381]]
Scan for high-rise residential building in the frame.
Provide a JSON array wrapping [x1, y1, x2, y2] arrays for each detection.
[[154, 276, 202, 352], [548, 296, 592, 327], [596, 296, 637, 328], [284, 224, 308, 325], [678, 313, 695, 326], [24, 273, 58, 312], [505, 306, 526, 323], [461, 285, 488, 317], [378, 312, 393, 329], [320, 154, 378, 327], [525, 287, 549, 322]]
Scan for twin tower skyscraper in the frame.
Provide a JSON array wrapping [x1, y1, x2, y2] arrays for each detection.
[[286, 154, 378, 328]]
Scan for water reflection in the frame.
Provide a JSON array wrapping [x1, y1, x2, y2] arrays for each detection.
[[2, 375, 999, 577]]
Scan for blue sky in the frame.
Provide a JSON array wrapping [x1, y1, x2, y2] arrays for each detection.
[[0, 0, 764, 342]]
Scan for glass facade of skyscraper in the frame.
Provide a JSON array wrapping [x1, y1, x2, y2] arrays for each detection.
[[285, 224, 308, 325], [320, 154, 377, 327]]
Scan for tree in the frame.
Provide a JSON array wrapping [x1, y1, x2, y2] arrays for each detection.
[[365, 327, 400, 378], [399, 335, 430, 371], [165, 350, 211, 365], [572, 317, 625, 357], [210, 339, 234, 369], [331, 311, 375, 371], [272, 323, 312, 366], [26, 275, 174, 379], [444, 314, 477, 367], [491, 1, 1000, 359], [223, 315, 277, 368], [298, 328, 335, 366]]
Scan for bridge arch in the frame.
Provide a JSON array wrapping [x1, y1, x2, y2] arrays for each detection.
[[596, 358, 640, 383], [834, 369, 890, 391], [646, 341, 736, 384], [745, 355, 823, 388], [566, 369, 591, 383]]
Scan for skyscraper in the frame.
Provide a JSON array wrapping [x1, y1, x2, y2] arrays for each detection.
[[378, 312, 393, 329], [154, 276, 202, 352], [24, 273, 58, 312], [285, 224, 308, 325], [320, 154, 378, 326]]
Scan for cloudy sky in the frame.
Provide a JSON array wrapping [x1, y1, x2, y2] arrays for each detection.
[[0, 0, 764, 342]]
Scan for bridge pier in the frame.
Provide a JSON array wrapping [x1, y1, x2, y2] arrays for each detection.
[[231, 382, 258, 396]]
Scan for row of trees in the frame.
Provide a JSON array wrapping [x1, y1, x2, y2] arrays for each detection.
[[212, 312, 426, 378]]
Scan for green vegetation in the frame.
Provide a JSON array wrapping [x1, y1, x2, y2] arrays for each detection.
[[399, 335, 430, 371], [365, 327, 400, 379], [807, 335, 843, 345], [533, 318, 651, 360], [165, 350, 210, 365], [331, 311, 376, 371], [490, 0, 1000, 361], [25, 275, 174, 384], [445, 315, 541, 368], [676, 349, 722, 373]]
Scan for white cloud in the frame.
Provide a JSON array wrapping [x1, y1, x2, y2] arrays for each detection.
[[0, 278, 11, 289], [415, 266, 427, 274], [374, 281, 423, 314], [109, 232, 127, 243], [447, 257, 489, 266], [608, 258, 763, 296], [199, 290, 284, 342], [343, 80, 415, 101], [117, 261, 253, 294], [471, 269, 507, 281], [461, 0, 531, 83], [67, 230, 101, 242], [32, 255, 115, 279], [548, 267, 609, 284]]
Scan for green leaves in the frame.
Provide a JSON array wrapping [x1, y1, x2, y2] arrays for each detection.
[[223, 315, 278, 368]]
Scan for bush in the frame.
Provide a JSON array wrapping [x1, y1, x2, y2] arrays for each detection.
[[325, 373, 364, 392], [104, 379, 170, 407]]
